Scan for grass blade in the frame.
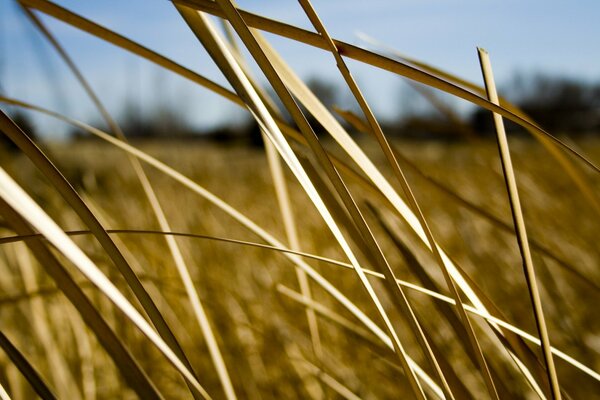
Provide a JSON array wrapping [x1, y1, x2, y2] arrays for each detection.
[[0, 168, 211, 399], [296, 1, 497, 397], [0, 202, 164, 399], [478, 48, 561, 399]]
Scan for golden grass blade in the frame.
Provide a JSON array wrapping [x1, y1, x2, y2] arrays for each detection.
[[296, 1, 496, 397], [0, 203, 164, 399], [0, 383, 11, 400], [0, 168, 211, 399], [13, 243, 83, 400], [1, 228, 597, 383], [478, 48, 561, 400], [0, 331, 57, 400], [29, 10, 240, 389], [20, 17, 239, 395], [206, 1, 432, 398], [210, 2, 456, 397], [210, 11, 323, 363]]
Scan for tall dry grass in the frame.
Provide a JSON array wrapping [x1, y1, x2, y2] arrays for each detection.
[[0, 1, 599, 399]]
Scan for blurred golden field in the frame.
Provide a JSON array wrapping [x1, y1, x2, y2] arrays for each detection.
[[1, 137, 598, 399]]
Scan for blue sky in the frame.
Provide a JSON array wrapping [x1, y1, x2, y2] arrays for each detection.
[[2, 0, 600, 138]]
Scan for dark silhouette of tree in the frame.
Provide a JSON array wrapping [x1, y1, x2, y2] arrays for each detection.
[[471, 73, 600, 135]]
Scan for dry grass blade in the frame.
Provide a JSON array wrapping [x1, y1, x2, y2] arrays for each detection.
[[0, 203, 164, 399], [0, 332, 57, 400], [183, 6, 427, 394], [219, 26, 323, 362], [177, 8, 321, 382], [296, 1, 497, 397], [478, 48, 561, 399], [0, 168, 212, 399]]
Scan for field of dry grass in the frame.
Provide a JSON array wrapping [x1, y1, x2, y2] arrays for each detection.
[[1, 138, 598, 399]]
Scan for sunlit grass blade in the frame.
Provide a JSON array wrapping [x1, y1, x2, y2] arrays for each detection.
[[0, 201, 164, 399], [297, 1, 497, 397], [0, 331, 57, 400], [20, 16, 237, 394], [13, 243, 82, 400], [208, 1, 449, 396], [227, 41, 324, 365], [478, 48, 561, 400], [0, 167, 212, 399]]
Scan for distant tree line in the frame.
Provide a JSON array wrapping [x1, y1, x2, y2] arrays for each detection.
[[3, 73, 600, 150]]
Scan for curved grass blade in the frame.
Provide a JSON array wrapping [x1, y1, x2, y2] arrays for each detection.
[[297, 1, 497, 397], [177, 6, 430, 397], [0, 203, 164, 399], [0, 168, 211, 399]]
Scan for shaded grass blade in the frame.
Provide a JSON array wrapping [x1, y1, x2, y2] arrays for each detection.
[[0, 331, 57, 400]]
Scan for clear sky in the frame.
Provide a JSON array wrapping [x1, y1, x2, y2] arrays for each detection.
[[2, 0, 599, 138]]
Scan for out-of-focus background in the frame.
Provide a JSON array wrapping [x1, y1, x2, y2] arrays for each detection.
[[2, 0, 600, 141]]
